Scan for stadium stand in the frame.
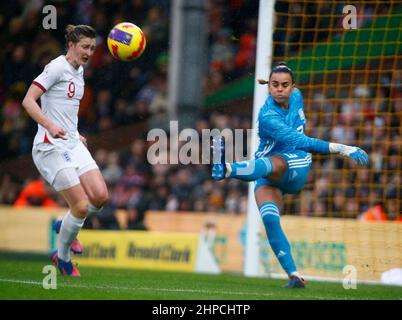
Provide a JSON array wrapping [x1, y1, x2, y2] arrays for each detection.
[[0, 1, 400, 227]]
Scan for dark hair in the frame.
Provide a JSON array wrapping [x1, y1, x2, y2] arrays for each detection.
[[258, 61, 295, 85], [270, 62, 294, 83], [65, 24, 96, 45]]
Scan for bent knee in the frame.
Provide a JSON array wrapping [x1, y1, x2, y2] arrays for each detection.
[[271, 156, 287, 173], [268, 155, 287, 181], [89, 189, 109, 208], [71, 200, 89, 218]]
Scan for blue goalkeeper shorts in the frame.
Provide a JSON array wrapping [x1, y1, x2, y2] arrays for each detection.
[[254, 150, 312, 195]]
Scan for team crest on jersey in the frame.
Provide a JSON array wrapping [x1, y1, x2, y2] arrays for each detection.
[[62, 152, 72, 162], [298, 108, 306, 121]]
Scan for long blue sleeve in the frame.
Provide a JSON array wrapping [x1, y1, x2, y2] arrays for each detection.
[[260, 113, 330, 155]]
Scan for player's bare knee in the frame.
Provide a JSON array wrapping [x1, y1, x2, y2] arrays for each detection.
[[271, 156, 287, 176], [90, 190, 109, 208], [255, 185, 283, 208], [71, 200, 89, 218]]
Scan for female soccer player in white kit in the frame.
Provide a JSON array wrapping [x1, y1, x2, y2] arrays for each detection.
[[22, 25, 109, 276]]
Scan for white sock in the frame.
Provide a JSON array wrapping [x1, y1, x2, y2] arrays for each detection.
[[290, 271, 301, 278], [225, 163, 232, 178], [88, 202, 103, 215], [58, 210, 86, 261]]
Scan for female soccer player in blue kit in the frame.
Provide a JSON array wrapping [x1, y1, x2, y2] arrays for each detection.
[[212, 62, 369, 288]]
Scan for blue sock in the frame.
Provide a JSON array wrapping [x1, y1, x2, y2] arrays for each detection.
[[260, 201, 297, 275], [228, 157, 273, 181]]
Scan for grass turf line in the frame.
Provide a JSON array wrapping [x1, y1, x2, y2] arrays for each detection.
[[0, 253, 401, 300]]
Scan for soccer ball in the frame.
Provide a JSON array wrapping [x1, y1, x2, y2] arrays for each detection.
[[107, 22, 146, 61]]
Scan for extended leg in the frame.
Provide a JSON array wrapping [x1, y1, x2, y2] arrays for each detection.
[[255, 185, 305, 288], [58, 185, 88, 257], [211, 136, 287, 182]]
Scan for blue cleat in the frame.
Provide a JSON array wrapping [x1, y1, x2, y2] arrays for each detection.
[[53, 219, 63, 233], [284, 275, 306, 289], [51, 250, 80, 277], [211, 136, 226, 181], [53, 220, 83, 254]]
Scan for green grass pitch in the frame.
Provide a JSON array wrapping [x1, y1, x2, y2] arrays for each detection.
[[0, 252, 401, 300]]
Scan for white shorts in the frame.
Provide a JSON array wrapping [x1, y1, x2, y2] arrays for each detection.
[[32, 141, 99, 191]]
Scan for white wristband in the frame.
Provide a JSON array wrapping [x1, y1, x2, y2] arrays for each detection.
[[329, 143, 343, 154], [329, 143, 356, 156]]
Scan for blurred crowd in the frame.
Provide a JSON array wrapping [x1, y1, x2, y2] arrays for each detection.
[[0, 1, 401, 227], [288, 77, 402, 221], [0, 0, 171, 158], [0, 0, 258, 229], [0, 0, 260, 158]]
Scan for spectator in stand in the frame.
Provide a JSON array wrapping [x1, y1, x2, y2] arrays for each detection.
[[234, 19, 256, 74], [210, 28, 236, 70], [383, 188, 402, 222], [126, 191, 149, 230], [148, 184, 169, 211], [0, 173, 21, 205], [102, 151, 124, 186], [0, 1, 400, 222], [84, 203, 120, 230], [14, 177, 59, 208], [3, 44, 35, 87], [141, 6, 169, 67]]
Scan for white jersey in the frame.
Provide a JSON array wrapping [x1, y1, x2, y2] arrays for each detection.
[[32, 55, 84, 150]]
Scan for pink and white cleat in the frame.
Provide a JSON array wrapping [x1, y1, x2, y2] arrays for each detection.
[[51, 250, 81, 277]]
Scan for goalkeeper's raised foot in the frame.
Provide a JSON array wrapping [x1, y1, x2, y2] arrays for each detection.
[[211, 136, 226, 181]]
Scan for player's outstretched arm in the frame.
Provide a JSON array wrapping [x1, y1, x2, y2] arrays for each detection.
[[260, 114, 369, 167]]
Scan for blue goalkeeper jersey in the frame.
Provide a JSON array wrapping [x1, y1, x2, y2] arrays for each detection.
[[255, 88, 330, 158]]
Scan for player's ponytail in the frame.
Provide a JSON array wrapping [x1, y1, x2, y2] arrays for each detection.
[[258, 61, 295, 85], [257, 79, 269, 85], [65, 24, 96, 45]]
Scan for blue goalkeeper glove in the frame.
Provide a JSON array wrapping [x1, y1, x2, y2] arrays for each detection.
[[329, 143, 369, 167]]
